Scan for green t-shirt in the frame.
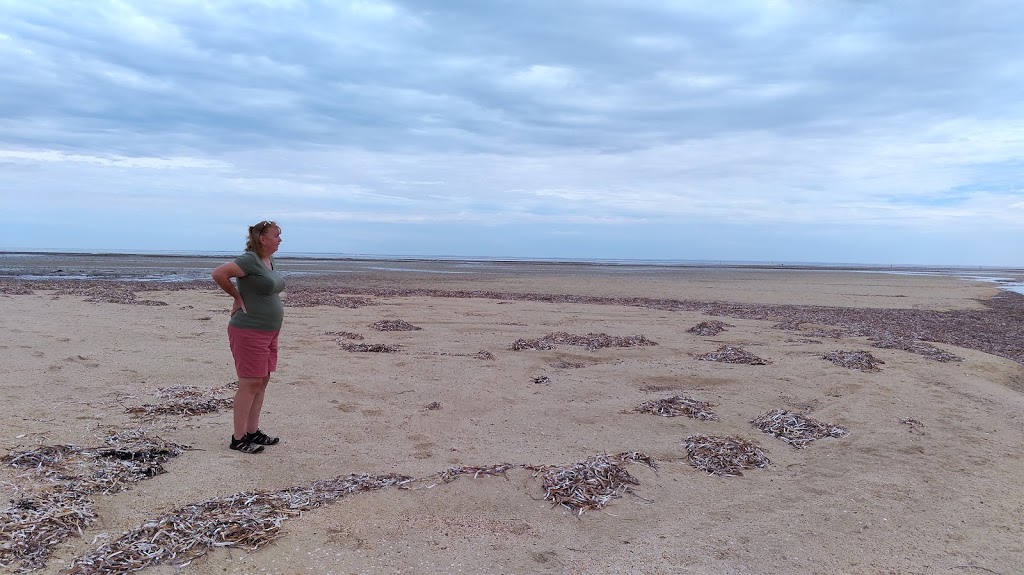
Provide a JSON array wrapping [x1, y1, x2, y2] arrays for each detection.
[[228, 252, 285, 331]]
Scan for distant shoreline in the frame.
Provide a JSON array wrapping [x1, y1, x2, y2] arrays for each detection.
[[3, 250, 1024, 297], [2, 249, 1022, 273]]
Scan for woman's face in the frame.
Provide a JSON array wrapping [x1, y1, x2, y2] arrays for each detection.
[[260, 226, 282, 255]]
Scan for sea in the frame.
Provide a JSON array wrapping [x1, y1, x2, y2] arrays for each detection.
[[2, 250, 1023, 295]]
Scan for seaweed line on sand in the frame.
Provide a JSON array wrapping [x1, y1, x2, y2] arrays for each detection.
[[338, 342, 400, 353], [3, 279, 1022, 364], [869, 333, 963, 362], [431, 453, 657, 517], [512, 332, 657, 352], [60, 474, 413, 575], [44, 453, 654, 573]]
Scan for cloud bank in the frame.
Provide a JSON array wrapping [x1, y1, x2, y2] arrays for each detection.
[[1, 0, 1022, 265]]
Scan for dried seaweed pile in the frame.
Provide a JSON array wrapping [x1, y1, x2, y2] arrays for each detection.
[[61, 473, 413, 575], [0, 431, 185, 572], [122, 385, 233, 418], [635, 395, 718, 420], [687, 320, 733, 336], [533, 452, 657, 516], [550, 361, 586, 369], [325, 330, 364, 340], [3, 432, 185, 494], [371, 319, 422, 331], [512, 332, 657, 352], [751, 409, 849, 448], [0, 487, 97, 573], [869, 334, 963, 362], [696, 345, 771, 365], [338, 342, 400, 353], [823, 350, 885, 371], [683, 435, 770, 477]]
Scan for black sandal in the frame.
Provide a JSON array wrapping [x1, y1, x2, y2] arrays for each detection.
[[230, 435, 264, 454], [245, 429, 280, 446]]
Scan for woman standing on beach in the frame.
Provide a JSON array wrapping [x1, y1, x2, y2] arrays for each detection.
[[211, 220, 285, 454]]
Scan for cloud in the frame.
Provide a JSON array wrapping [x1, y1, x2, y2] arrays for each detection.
[[0, 0, 1022, 264]]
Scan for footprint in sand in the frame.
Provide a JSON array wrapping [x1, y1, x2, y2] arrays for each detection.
[[408, 433, 435, 459]]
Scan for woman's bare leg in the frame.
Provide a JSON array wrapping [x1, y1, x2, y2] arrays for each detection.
[[233, 375, 270, 440], [246, 375, 271, 433]]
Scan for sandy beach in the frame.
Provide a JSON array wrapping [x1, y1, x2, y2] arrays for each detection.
[[1, 264, 1023, 575]]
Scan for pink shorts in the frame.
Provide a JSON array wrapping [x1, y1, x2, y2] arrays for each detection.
[[228, 325, 279, 378]]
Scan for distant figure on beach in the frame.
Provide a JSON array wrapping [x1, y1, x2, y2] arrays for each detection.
[[211, 220, 285, 454]]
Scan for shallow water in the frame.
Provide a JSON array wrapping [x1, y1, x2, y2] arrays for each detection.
[[1, 251, 1022, 292]]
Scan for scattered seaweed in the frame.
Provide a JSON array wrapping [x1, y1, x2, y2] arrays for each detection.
[[371, 319, 422, 331], [550, 361, 586, 369], [338, 343, 400, 353], [431, 350, 495, 360], [751, 409, 849, 448], [683, 435, 770, 477], [634, 395, 718, 420], [512, 332, 657, 352], [696, 345, 771, 365], [121, 385, 233, 418], [898, 417, 926, 434], [532, 376, 551, 385], [42, 284, 168, 306], [2, 277, 1021, 364], [0, 283, 33, 295], [687, 320, 733, 336], [823, 350, 885, 371], [437, 463, 517, 483], [325, 330, 364, 340], [61, 474, 413, 575]]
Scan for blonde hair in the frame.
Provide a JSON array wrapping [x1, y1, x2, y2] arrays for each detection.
[[245, 220, 279, 256]]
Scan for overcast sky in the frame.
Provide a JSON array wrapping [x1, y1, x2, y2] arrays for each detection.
[[1, 1, 1022, 265]]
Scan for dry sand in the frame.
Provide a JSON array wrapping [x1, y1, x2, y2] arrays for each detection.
[[1, 267, 1023, 575]]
